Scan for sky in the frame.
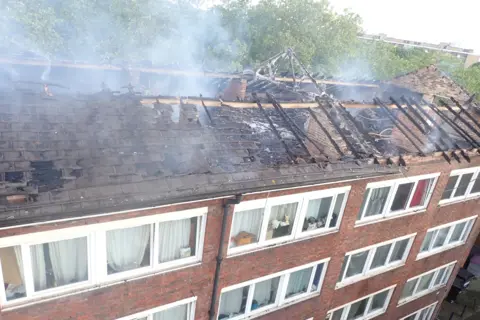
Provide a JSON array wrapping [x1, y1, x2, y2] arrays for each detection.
[[330, 0, 479, 53]]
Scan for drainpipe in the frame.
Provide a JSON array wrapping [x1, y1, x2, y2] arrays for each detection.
[[209, 194, 243, 320]]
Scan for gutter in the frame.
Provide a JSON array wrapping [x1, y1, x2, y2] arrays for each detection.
[[209, 194, 243, 320]]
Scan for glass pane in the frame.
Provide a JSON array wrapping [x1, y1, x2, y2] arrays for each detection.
[[440, 266, 453, 285], [461, 220, 474, 241], [107, 224, 151, 274], [471, 174, 480, 194], [358, 189, 370, 220], [449, 222, 467, 244], [252, 276, 280, 310], [454, 173, 473, 197], [410, 179, 432, 207], [230, 209, 263, 248], [286, 267, 313, 298], [364, 187, 390, 217], [418, 308, 430, 320], [389, 239, 409, 263], [441, 176, 459, 200], [401, 279, 418, 299], [346, 298, 368, 319], [434, 268, 447, 287], [432, 227, 450, 249], [331, 309, 344, 320], [303, 197, 333, 232], [390, 183, 414, 211], [159, 217, 198, 263], [153, 304, 188, 320], [345, 251, 369, 278], [420, 232, 434, 252], [370, 244, 392, 269], [31, 237, 88, 291], [266, 202, 298, 240], [0, 246, 26, 300], [330, 193, 346, 228], [403, 315, 416, 320], [219, 286, 249, 318], [311, 263, 324, 292], [417, 272, 435, 292], [369, 290, 388, 313]]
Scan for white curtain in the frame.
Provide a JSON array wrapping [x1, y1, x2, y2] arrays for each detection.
[[158, 219, 191, 263], [365, 187, 390, 217], [230, 209, 263, 244], [107, 225, 150, 272], [153, 304, 188, 320], [219, 288, 244, 315], [270, 203, 298, 222], [253, 278, 278, 306], [49, 237, 88, 286], [306, 197, 332, 220], [30, 244, 48, 291], [286, 267, 312, 297], [13, 246, 24, 282]]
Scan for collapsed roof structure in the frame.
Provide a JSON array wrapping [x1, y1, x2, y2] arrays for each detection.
[[0, 52, 480, 227]]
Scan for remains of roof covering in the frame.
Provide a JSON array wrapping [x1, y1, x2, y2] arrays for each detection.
[[1, 55, 480, 227]]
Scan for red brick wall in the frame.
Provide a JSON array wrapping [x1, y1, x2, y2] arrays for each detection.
[[1, 156, 480, 320]]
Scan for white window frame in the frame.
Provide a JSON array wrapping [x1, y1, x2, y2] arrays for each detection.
[[399, 301, 438, 320], [356, 173, 440, 226], [417, 216, 476, 260], [398, 261, 456, 305], [326, 285, 396, 320], [337, 234, 416, 288], [439, 167, 480, 205], [228, 186, 350, 255], [217, 258, 330, 320], [116, 296, 196, 320], [0, 208, 208, 307]]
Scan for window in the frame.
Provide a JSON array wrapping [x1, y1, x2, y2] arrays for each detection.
[[337, 235, 415, 287], [357, 174, 438, 224], [400, 302, 437, 320], [399, 262, 455, 304], [218, 258, 329, 319], [116, 297, 196, 320], [418, 216, 476, 258], [327, 286, 395, 320], [440, 167, 480, 204], [0, 208, 207, 306], [228, 187, 350, 255]]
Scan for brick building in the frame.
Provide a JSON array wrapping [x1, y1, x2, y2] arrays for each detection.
[[0, 66, 480, 320]]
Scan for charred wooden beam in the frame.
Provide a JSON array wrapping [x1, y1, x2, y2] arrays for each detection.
[[252, 93, 296, 163], [439, 99, 480, 139], [267, 93, 313, 161], [200, 95, 214, 125], [450, 97, 480, 132], [423, 100, 480, 148], [315, 97, 361, 159], [374, 98, 425, 156], [390, 97, 444, 152], [307, 108, 345, 158]]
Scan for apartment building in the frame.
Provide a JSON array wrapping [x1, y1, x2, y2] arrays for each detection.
[[0, 67, 479, 320]]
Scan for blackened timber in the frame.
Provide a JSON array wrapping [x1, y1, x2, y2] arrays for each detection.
[[439, 99, 480, 139], [200, 95, 214, 125], [267, 93, 312, 159], [400, 97, 451, 150], [374, 98, 425, 156], [267, 93, 323, 158], [307, 108, 345, 157], [253, 94, 296, 163], [315, 96, 361, 159], [451, 97, 480, 132], [337, 101, 378, 154], [423, 100, 480, 148], [390, 98, 444, 152]]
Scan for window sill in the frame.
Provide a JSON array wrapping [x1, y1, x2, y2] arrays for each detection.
[[227, 229, 339, 258], [1, 261, 202, 311], [335, 263, 405, 289], [416, 242, 466, 261], [438, 194, 480, 207], [225, 291, 321, 320], [355, 209, 426, 228], [397, 285, 446, 307]]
